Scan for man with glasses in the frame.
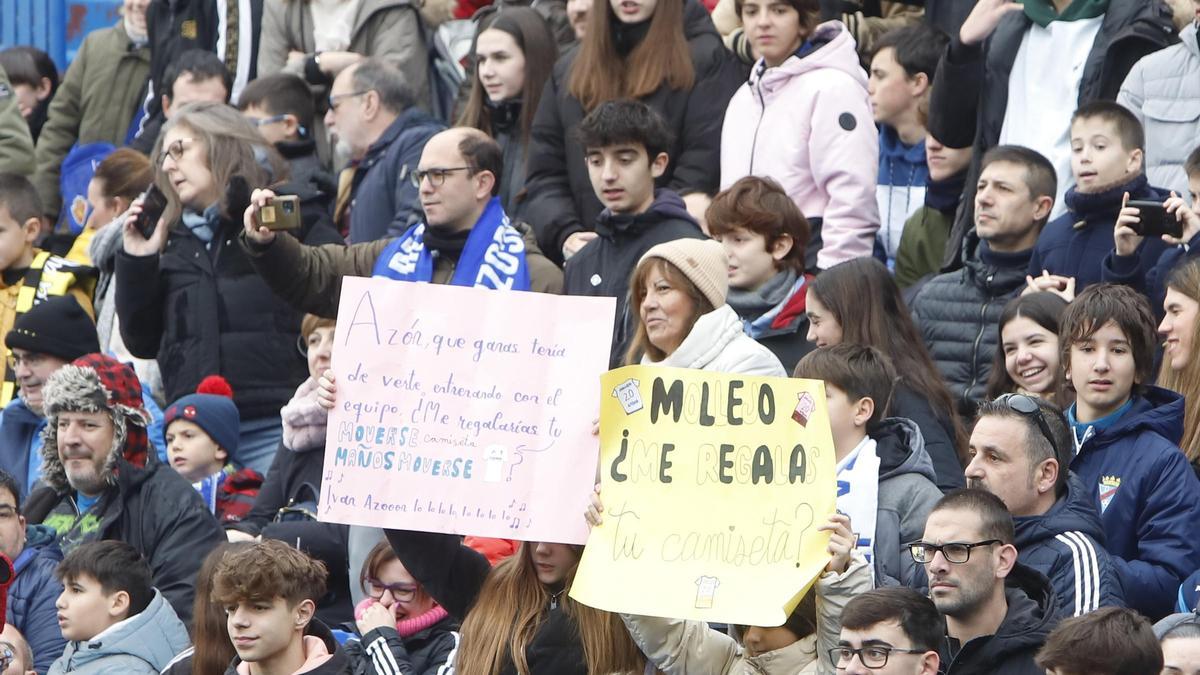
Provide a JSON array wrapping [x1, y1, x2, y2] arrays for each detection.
[[323, 58, 444, 244], [909, 488, 1057, 674], [0, 624, 36, 675], [0, 470, 64, 673], [966, 394, 1124, 617], [836, 587, 941, 675]]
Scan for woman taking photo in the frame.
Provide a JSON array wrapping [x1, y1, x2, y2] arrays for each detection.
[[521, 0, 744, 264], [116, 101, 342, 477], [458, 7, 559, 212], [805, 257, 965, 490], [985, 292, 1069, 405], [625, 238, 785, 376], [1157, 258, 1200, 472]]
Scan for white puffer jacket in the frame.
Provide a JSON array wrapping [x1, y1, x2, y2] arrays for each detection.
[[642, 305, 786, 377]]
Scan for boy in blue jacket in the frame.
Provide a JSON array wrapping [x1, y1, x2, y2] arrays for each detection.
[[1060, 283, 1200, 620]]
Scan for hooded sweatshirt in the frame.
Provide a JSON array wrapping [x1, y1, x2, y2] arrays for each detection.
[[563, 189, 705, 367], [1067, 385, 1200, 619], [47, 589, 190, 675], [1012, 473, 1125, 617], [871, 418, 943, 590], [721, 20, 880, 270], [225, 620, 351, 675]]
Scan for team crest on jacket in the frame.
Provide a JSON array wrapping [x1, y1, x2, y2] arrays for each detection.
[[1098, 475, 1121, 513]]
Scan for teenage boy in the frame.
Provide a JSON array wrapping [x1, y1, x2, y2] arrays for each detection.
[[894, 134, 972, 289], [238, 73, 336, 210], [49, 540, 189, 674], [836, 587, 941, 675], [912, 489, 1057, 674], [163, 376, 262, 525], [1060, 283, 1200, 620], [1028, 101, 1170, 292], [562, 100, 705, 367], [211, 539, 350, 674], [869, 23, 948, 266], [794, 343, 942, 589], [1034, 607, 1162, 675], [0, 176, 96, 408], [708, 176, 812, 373]]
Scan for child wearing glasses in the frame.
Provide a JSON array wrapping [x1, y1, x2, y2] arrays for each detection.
[[1060, 283, 1200, 620]]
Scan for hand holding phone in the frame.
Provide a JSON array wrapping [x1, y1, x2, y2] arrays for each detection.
[[136, 186, 167, 240], [256, 195, 301, 231], [1126, 199, 1183, 238]]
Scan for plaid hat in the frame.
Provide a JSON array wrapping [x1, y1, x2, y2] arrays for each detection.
[[639, 238, 729, 309], [4, 296, 99, 361], [39, 354, 150, 493], [164, 376, 240, 454]]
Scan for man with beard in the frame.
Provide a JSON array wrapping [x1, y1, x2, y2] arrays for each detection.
[[965, 394, 1124, 617], [21, 354, 222, 626], [909, 488, 1058, 674]]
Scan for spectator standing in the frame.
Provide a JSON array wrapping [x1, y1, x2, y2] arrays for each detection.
[[127, 48, 233, 155], [721, 0, 879, 271], [522, 0, 744, 264]]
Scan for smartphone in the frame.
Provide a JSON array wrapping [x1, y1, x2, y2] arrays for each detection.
[[1127, 200, 1183, 238], [257, 195, 302, 231], [137, 186, 167, 240]]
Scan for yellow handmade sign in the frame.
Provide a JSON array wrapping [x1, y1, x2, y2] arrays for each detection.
[[571, 365, 838, 626]]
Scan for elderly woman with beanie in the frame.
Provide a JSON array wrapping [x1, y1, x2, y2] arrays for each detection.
[[626, 238, 786, 376]]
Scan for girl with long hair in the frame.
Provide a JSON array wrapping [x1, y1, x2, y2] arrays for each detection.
[[1157, 258, 1200, 470], [161, 541, 253, 675], [521, 0, 744, 264], [806, 257, 966, 491], [985, 292, 1070, 405], [458, 7, 559, 212]]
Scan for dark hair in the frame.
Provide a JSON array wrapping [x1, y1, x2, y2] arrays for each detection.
[[93, 148, 153, 204], [191, 542, 252, 675], [569, 0, 694, 111], [237, 73, 316, 135], [576, 99, 673, 162], [1071, 100, 1146, 153], [162, 49, 232, 103], [56, 541, 154, 617], [1035, 607, 1162, 674], [733, 0, 820, 30], [794, 344, 896, 432], [0, 46, 58, 92], [350, 58, 415, 115], [458, 130, 505, 196], [359, 540, 399, 595], [840, 587, 943, 653], [975, 395, 1072, 497], [872, 23, 948, 80], [0, 173, 43, 225], [931, 488, 1015, 545], [1060, 283, 1158, 394], [1185, 144, 1200, 180], [979, 145, 1058, 226], [0, 469, 19, 511], [809, 257, 968, 462], [211, 539, 327, 607], [457, 7, 558, 149], [706, 176, 808, 275], [985, 292, 1069, 400]]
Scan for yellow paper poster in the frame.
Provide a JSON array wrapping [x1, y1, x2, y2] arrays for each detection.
[[571, 365, 838, 626]]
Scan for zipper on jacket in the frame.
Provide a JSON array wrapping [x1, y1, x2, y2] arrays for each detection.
[[747, 65, 767, 176], [965, 274, 995, 405]]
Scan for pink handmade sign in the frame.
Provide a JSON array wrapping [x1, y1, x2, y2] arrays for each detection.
[[319, 276, 616, 544]]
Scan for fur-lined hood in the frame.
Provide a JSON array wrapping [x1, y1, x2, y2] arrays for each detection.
[[39, 356, 150, 495]]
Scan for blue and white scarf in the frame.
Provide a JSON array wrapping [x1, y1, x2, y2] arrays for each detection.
[[372, 197, 531, 290]]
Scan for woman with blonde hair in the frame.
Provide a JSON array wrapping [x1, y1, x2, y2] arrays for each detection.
[[1157, 258, 1200, 473], [116, 101, 342, 476]]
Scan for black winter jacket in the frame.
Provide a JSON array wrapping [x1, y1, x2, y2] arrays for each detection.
[[114, 186, 342, 421], [889, 384, 964, 492], [384, 529, 588, 675], [938, 564, 1059, 675], [343, 621, 461, 675], [563, 189, 705, 367], [520, 0, 745, 264], [911, 233, 1030, 413], [927, 0, 1176, 272]]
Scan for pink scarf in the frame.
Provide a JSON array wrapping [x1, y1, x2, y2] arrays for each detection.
[[354, 599, 450, 638], [281, 377, 329, 452]]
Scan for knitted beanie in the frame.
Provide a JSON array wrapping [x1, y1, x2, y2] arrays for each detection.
[[4, 296, 99, 362], [164, 376, 240, 454], [638, 238, 729, 309]]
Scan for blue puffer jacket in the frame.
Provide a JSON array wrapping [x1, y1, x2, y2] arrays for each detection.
[[1013, 474, 1125, 618], [1069, 386, 1200, 619], [7, 524, 66, 674]]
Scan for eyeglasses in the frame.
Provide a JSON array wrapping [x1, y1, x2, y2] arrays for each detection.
[[996, 393, 1061, 461], [0, 643, 14, 671], [6, 351, 47, 370], [907, 539, 1002, 564], [365, 578, 418, 602], [328, 90, 372, 111], [830, 645, 927, 669], [410, 167, 472, 188], [158, 137, 196, 166], [251, 113, 308, 138]]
